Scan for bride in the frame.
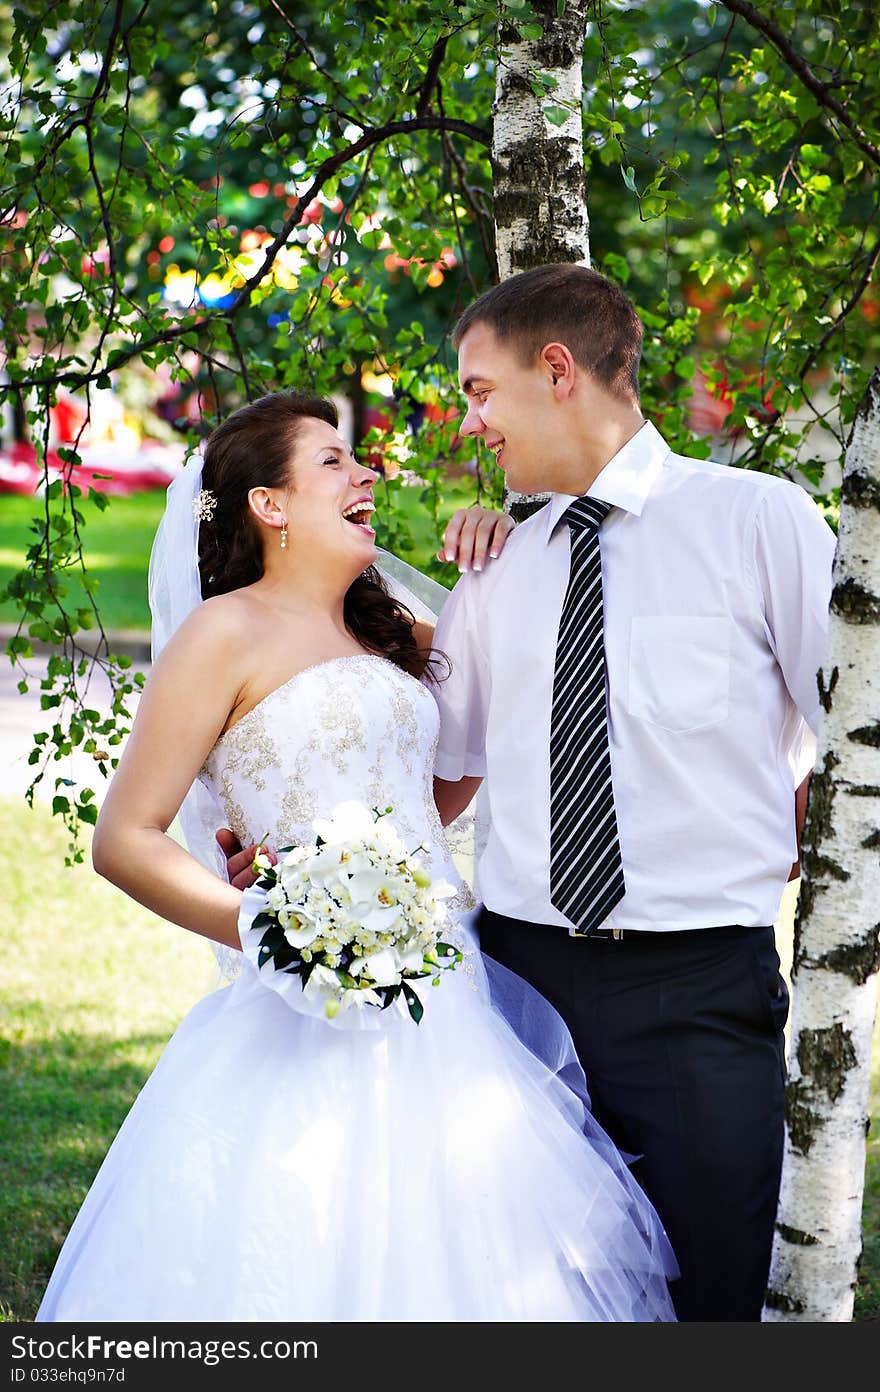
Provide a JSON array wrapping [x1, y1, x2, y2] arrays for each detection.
[[37, 389, 676, 1322]]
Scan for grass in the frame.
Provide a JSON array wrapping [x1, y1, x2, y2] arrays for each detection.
[[0, 475, 485, 635], [0, 803, 877, 1321], [0, 799, 208, 1321], [0, 491, 167, 632]]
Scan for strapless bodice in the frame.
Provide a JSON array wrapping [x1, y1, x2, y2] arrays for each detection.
[[200, 653, 472, 913]]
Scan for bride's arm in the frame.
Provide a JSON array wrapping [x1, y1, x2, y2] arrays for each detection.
[[433, 775, 482, 826], [92, 599, 253, 950]]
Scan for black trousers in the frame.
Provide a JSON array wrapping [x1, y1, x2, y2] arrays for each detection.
[[477, 907, 789, 1322]]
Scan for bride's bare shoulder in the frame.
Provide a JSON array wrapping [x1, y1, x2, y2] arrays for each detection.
[[151, 591, 268, 689]]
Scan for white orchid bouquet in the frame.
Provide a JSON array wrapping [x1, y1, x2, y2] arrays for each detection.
[[237, 801, 462, 1027]]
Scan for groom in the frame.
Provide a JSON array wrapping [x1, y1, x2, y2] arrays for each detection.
[[427, 264, 836, 1322]]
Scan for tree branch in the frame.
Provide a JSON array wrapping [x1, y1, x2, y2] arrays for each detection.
[[5, 113, 490, 397], [803, 229, 880, 377], [415, 34, 449, 116], [718, 0, 880, 169]]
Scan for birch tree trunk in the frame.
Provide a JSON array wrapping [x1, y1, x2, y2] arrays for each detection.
[[492, 0, 589, 279], [493, 0, 589, 520], [765, 366, 880, 1321]]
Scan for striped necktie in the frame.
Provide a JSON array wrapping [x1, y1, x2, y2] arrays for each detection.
[[549, 496, 626, 936]]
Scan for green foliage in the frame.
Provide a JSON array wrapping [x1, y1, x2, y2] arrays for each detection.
[[584, 0, 879, 473], [0, 0, 877, 845]]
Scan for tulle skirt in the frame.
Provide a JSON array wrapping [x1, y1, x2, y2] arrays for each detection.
[[37, 912, 677, 1322]]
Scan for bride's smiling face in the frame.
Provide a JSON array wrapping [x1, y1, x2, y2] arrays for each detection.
[[273, 417, 380, 565]]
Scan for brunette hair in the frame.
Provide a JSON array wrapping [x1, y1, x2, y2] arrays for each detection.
[[198, 391, 443, 682], [452, 263, 643, 401]]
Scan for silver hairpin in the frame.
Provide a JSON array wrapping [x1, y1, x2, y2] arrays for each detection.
[[193, 488, 217, 523]]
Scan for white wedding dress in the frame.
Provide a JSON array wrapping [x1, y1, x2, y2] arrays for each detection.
[[38, 653, 676, 1322]]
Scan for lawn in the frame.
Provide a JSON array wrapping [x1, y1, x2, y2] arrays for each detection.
[[0, 800, 877, 1321], [0, 474, 484, 636], [0, 491, 167, 633]]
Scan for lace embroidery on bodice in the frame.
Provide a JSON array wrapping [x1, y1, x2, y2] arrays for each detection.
[[200, 654, 475, 921]]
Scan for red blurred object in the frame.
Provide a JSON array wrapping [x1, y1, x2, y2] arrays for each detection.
[[0, 441, 179, 496], [689, 365, 780, 438], [362, 403, 392, 470], [299, 198, 324, 225]]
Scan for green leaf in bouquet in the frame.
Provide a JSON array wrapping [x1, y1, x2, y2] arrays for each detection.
[[252, 912, 278, 936], [272, 945, 301, 972], [379, 984, 400, 1011], [401, 982, 424, 1025]]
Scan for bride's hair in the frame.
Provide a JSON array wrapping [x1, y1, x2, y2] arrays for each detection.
[[198, 390, 445, 681]]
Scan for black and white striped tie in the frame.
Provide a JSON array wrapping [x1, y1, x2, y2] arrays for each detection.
[[549, 497, 625, 936]]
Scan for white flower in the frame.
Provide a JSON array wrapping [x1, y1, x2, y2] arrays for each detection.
[[279, 913, 321, 949], [360, 902, 403, 937], [345, 865, 394, 911], [279, 867, 308, 901], [302, 963, 341, 1002], [375, 821, 407, 860], [395, 944, 425, 975], [340, 986, 382, 1011], [306, 842, 348, 887], [349, 946, 402, 987], [265, 884, 287, 913]]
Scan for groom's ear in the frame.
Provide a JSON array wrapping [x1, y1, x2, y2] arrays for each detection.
[[539, 343, 576, 396]]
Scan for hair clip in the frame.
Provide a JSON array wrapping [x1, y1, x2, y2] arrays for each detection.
[[193, 488, 217, 523]]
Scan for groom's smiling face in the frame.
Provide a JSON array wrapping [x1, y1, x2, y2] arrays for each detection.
[[457, 322, 562, 495]]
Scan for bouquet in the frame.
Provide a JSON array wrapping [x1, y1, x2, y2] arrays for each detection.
[[237, 801, 463, 1027]]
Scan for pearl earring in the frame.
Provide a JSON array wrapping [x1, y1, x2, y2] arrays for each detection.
[[280, 520, 288, 550]]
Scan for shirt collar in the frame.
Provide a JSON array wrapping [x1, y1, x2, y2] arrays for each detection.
[[544, 420, 671, 540]]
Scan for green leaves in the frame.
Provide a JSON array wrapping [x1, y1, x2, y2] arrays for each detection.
[[1, 0, 875, 850], [543, 105, 571, 128], [401, 981, 424, 1025]]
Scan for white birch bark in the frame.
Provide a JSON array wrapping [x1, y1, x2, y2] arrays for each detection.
[[492, 0, 589, 280], [493, 0, 589, 519], [765, 366, 880, 1321]]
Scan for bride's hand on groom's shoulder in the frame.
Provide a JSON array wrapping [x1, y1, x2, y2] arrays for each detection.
[[216, 828, 277, 891], [439, 505, 514, 574]]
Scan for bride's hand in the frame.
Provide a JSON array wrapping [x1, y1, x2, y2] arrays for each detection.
[[439, 505, 514, 573], [216, 828, 277, 891]]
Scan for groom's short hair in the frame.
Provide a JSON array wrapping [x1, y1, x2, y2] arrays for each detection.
[[452, 263, 643, 402]]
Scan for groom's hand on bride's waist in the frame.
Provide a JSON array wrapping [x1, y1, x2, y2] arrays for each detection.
[[216, 828, 277, 891]]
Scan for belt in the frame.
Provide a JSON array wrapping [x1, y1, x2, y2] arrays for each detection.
[[568, 923, 766, 942], [480, 907, 766, 944], [569, 925, 643, 941]]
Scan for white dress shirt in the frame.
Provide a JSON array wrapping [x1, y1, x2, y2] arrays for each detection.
[[432, 421, 837, 933]]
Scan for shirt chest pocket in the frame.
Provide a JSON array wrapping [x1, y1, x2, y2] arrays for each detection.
[[627, 616, 731, 733]]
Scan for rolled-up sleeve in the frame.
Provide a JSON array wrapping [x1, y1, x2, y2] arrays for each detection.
[[751, 482, 837, 736], [430, 573, 490, 781]]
